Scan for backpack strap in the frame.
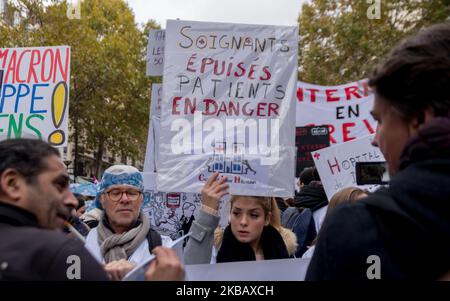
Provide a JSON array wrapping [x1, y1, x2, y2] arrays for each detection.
[[282, 207, 318, 257], [294, 208, 317, 257], [146, 228, 162, 254]]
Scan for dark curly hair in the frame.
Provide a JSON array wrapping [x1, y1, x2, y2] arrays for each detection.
[[0, 139, 60, 192], [369, 23, 450, 122]]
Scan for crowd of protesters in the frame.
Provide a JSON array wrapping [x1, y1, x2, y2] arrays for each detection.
[[0, 23, 449, 281]]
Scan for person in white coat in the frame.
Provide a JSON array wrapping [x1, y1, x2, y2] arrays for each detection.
[[85, 165, 173, 280]]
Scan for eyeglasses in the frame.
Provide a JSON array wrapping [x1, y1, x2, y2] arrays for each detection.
[[105, 189, 142, 202]]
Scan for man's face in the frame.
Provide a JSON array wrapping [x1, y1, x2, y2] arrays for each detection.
[[101, 185, 143, 232], [25, 155, 71, 229], [63, 192, 79, 224], [371, 95, 419, 176]]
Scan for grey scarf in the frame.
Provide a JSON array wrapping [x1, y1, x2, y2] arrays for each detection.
[[97, 211, 150, 263]]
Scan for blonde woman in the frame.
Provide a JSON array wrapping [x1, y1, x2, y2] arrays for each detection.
[[184, 173, 297, 264]]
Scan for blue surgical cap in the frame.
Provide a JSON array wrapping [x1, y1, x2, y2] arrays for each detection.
[[94, 165, 143, 209]]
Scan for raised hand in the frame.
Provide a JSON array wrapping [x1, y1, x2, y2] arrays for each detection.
[[201, 172, 229, 210]]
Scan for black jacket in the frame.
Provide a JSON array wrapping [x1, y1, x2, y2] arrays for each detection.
[[306, 117, 450, 280], [0, 202, 109, 281]]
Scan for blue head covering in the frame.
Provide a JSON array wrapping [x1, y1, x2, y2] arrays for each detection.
[[94, 165, 143, 209]]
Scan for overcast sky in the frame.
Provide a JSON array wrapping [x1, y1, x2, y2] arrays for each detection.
[[127, 0, 308, 28]]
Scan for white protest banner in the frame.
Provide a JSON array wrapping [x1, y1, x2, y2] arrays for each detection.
[[312, 134, 385, 200], [142, 171, 157, 191], [158, 20, 298, 197], [146, 29, 165, 76], [0, 46, 71, 146], [296, 80, 377, 144], [185, 258, 311, 281], [143, 83, 162, 172]]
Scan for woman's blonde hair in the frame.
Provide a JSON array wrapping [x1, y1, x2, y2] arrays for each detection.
[[230, 195, 282, 229], [326, 187, 367, 219]]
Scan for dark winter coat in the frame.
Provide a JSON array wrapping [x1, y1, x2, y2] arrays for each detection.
[[0, 202, 109, 281], [306, 118, 450, 280]]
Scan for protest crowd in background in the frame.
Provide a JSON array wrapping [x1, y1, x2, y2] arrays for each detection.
[[0, 4, 449, 283]]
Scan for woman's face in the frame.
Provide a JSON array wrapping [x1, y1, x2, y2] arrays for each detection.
[[230, 197, 269, 247]]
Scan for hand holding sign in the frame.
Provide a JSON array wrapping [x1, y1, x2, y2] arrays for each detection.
[[145, 246, 185, 281], [104, 259, 136, 281], [201, 172, 229, 211]]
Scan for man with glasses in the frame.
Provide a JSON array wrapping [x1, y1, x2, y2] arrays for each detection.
[[85, 165, 174, 280]]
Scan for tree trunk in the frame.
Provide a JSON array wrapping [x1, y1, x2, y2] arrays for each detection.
[[94, 138, 104, 178], [121, 151, 126, 165]]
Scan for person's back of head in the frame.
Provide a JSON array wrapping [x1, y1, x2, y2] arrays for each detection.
[[299, 167, 316, 187], [294, 174, 327, 210], [326, 187, 368, 218]]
